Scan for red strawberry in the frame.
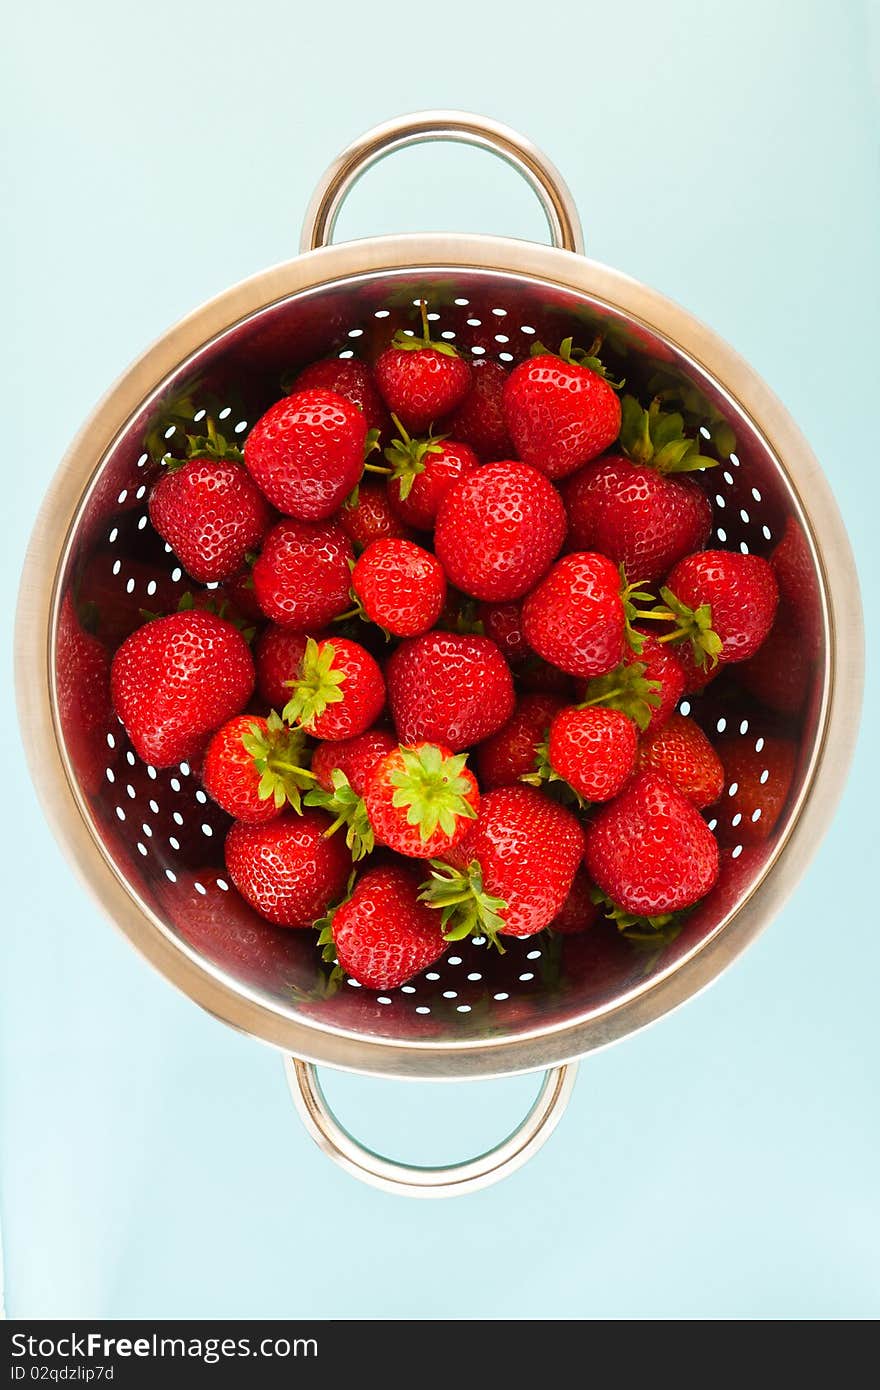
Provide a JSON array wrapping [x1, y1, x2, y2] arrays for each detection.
[[55, 593, 113, 796], [225, 808, 351, 926], [244, 388, 367, 519], [111, 611, 254, 767], [384, 419, 481, 530], [202, 712, 315, 824], [311, 727, 398, 797], [351, 538, 446, 637], [386, 632, 515, 752], [713, 736, 797, 845], [659, 549, 778, 668], [737, 606, 813, 714], [547, 706, 638, 802], [478, 601, 530, 666], [502, 339, 621, 480], [549, 868, 601, 935], [522, 552, 637, 678], [584, 771, 719, 915], [282, 637, 384, 741], [375, 301, 471, 433], [254, 625, 327, 709], [578, 629, 685, 733], [339, 478, 415, 549], [561, 397, 714, 582], [637, 712, 723, 809], [422, 785, 584, 942], [475, 693, 566, 790], [148, 423, 273, 584], [434, 461, 566, 601], [252, 518, 353, 629], [322, 863, 447, 989], [442, 358, 513, 459], [771, 518, 822, 659], [364, 741, 479, 858], [293, 356, 390, 439]]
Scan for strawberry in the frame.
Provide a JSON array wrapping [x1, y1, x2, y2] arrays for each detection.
[[363, 742, 479, 858], [477, 601, 530, 666], [320, 863, 447, 989], [201, 712, 315, 824], [254, 624, 328, 709], [252, 518, 353, 628], [384, 419, 480, 530], [111, 610, 254, 767], [522, 553, 643, 678], [577, 630, 685, 732], [351, 538, 446, 637], [737, 606, 813, 714], [282, 637, 384, 740], [219, 566, 266, 624], [434, 461, 566, 601], [637, 712, 723, 809], [55, 593, 113, 796], [770, 517, 822, 659], [375, 301, 471, 433], [475, 693, 566, 790], [713, 736, 797, 845], [561, 397, 714, 583], [545, 706, 638, 802], [311, 727, 398, 797], [502, 338, 621, 480], [442, 358, 513, 459], [244, 388, 367, 519], [584, 771, 719, 915], [421, 785, 584, 942], [671, 640, 721, 694], [225, 808, 351, 927], [518, 657, 576, 698], [655, 549, 778, 668], [339, 478, 414, 549], [292, 356, 390, 439], [148, 421, 273, 584], [549, 868, 601, 935], [386, 632, 515, 752]]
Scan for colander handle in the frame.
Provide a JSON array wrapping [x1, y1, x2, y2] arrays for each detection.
[[284, 1056, 577, 1198], [300, 110, 585, 255]]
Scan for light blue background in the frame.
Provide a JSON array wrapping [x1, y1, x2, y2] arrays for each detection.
[[2, 0, 878, 1320]]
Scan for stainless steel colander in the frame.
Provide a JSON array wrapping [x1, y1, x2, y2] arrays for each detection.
[[15, 112, 863, 1197]]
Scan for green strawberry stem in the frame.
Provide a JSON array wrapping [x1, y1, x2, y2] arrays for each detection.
[[619, 567, 656, 656], [390, 300, 460, 358], [315, 869, 359, 963], [305, 771, 374, 860], [520, 739, 589, 809], [618, 395, 719, 474], [589, 885, 678, 937], [635, 586, 722, 669], [577, 661, 661, 733], [240, 712, 316, 813], [389, 744, 477, 844], [419, 859, 508, 952], [383, 414, 448, 501], [282, 638, 347, 730]]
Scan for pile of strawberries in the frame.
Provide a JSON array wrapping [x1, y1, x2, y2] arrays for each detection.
[[100, 303, 808, 991]]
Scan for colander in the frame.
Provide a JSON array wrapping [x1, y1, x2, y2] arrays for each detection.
[[15, 112, 863, 1198]]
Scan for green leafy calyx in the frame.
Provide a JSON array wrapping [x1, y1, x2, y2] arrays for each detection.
[[520, 738, 589, 809], [618, 395, 719, 475], [589, 885, 676, 938], [578, 660, 661, 733], [419, 859, 508, 952], [315, 869, 359, 962], [282, 638, 346, 731], [638, 586, 723, 670], [305, 770, 374, 861], [383, 415, 448, 501], [531, 335, 623, 388], [620, 566, 656, 656], [390, 300, 460, 358], [388, 744, 477, 843], [240, 711, 317, 813]]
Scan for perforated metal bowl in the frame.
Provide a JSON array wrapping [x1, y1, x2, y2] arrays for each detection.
[[16, 113, 863, 1196]]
